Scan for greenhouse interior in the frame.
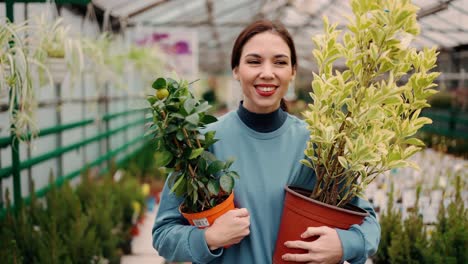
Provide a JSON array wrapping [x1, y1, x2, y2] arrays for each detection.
[[0, 0, 467, 263]]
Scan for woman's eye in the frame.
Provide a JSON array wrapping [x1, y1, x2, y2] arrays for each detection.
[[275, 61, 288, 65], [247, 60, 260, 64]]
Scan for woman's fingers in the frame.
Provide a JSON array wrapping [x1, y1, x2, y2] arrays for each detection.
[[301, 226, 328, 238], [281, 252, 313, 262], [284, 240, 312, 250]]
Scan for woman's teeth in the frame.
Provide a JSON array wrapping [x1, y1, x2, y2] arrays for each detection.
[[257, 87, 275, 92]]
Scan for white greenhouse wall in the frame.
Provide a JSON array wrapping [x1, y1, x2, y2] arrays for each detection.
[[0, 3, 148, 207]]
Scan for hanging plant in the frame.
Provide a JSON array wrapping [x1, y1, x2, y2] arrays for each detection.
[[0, 20, 42, 138]]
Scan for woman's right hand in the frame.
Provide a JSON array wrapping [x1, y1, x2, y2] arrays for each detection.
[[204, 208, 251, 250]]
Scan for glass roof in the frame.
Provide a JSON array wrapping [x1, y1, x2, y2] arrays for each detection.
[[90, 0, 468, 73]]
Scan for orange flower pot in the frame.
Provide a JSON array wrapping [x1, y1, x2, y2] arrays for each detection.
[[273, 186, 368, 264], [180, 192, 235, 228]]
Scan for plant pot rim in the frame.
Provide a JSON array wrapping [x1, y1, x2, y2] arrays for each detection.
[[285, 185, 369, 216], [179, 191, 234, 217]]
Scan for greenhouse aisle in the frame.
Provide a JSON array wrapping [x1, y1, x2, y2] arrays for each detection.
[[121, 206, 165, 264]]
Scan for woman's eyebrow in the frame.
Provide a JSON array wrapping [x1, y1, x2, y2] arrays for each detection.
[[244, 53, 262, 58], [244, 53, 290, 59]]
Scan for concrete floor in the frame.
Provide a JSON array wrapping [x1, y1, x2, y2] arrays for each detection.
[[120, 208, 165, 264]]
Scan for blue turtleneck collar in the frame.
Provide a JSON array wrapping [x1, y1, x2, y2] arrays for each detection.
[[236, 101, 287, 133]]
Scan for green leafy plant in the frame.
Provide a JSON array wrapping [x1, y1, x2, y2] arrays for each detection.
[[301, 0, 440, 207], [147, 77, 239, 213], [429, 174, 468, 263], [387, 186, 430, 263], [372, 182, 403, 264]]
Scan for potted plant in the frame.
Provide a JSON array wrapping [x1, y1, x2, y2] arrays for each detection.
[[147, 77, 239, 228], [274, 0, 440, 262]]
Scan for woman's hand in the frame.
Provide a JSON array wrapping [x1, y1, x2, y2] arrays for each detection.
[[204, 208, 251, 250], [282, 226, 343, 264]]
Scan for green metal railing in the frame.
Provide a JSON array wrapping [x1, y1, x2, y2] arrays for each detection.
[[421, 109, 468, 140], [0, 108, 150, 216]]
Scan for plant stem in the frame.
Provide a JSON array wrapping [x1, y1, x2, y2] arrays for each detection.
[[193, 131, 202, 148], [188, 164, 196, 178], [182, 127, 193, 148]]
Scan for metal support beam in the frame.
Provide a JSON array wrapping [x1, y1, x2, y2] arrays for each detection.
[[205, 0, 225, 69], [418, 0, 454, 19]]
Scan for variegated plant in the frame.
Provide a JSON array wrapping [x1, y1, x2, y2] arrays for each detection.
[[302, 0, 440, 207]]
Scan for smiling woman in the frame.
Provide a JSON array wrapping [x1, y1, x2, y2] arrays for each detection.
[[152, 19, 380, 264], [233, 31, 296, 113]]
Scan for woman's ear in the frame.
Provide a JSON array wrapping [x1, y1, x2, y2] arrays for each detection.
[[291, 65, 297, 81], [233, 67, 239, 81]]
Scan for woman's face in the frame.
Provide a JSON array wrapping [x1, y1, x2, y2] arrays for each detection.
[[233, 31, 296, 114]]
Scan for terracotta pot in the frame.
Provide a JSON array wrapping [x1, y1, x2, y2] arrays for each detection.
[[180, 192, 235, 228], [273, 186, 369, 264]]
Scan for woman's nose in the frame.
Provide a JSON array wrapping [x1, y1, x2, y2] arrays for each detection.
[[259, 64, 274, 79]]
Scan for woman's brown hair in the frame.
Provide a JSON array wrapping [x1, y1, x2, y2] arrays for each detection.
[[231, 20, 297, 112]]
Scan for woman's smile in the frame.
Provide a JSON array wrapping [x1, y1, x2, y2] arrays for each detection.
[[254, 83, 278, 96]]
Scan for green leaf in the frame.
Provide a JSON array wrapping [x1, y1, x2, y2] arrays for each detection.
[[197, 158, 207, 173], [204, 130, 216, 142], [338, 156, 349, 169], [166, 103, 180, 112], [171, 113, 185, 119], [383, 96, 402, 105], [147, 96, 157, 105], [300, 159, 313, 168], [167, 78, 178, 88], [220, 174, 234, 193], [207, 160, 225, 175], [152, 78, 166, 90], [170, 174, 185, 194], [183, 98, 196, 114], [207, 180, 220, 196], [201, 115, 218, 124], [185, 113, 199, 125], [224, 158, 235, 169], [201, 151, 217, 162], [403, 137, 425, 146], [167, 171, 182, 189], [227, 171, 240, 179], [189, 148, 204, 159], [154, 150, 173, 167], [195, 102, 211, 113], [176, 130, 185, 141]]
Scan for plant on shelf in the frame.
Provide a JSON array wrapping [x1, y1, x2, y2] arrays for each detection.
[[147, 77, 238, 226], [274, 0, 440, 261]]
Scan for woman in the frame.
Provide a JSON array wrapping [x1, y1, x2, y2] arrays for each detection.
[[152, 19, 380, 264]]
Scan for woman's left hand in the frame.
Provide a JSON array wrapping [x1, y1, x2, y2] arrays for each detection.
[[282, 226, 343, 264]]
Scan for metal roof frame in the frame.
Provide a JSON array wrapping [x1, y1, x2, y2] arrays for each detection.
[[87, 0, 468, 74]]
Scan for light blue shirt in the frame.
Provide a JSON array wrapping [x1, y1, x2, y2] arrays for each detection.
[[152, 111, 380, 264]]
